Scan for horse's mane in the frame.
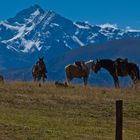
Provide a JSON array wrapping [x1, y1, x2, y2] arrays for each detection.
[[99, 59, 114, 66], [85, 60, 94, 64], [100, 59, 114, 62]]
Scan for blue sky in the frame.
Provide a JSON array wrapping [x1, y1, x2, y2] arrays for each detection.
[[0, 0, 140, 29]]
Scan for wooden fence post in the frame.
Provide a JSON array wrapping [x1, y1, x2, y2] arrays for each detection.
[[115, 100, 123, 140]]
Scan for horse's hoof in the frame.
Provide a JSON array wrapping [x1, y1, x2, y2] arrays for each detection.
[[39, 83, 41, 87]]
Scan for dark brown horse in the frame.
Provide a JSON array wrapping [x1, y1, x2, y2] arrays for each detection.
[[94, 59, 140, 88], [32, 57, 47, 83], [65, 60, 95, 86]]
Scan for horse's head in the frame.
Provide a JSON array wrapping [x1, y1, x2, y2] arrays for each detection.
[[38, 57, 44, 65], [94, 59, 101, 73], [91, 60, 96, 71], [38, 56, 47, 74], [85, 60, 95, 71], [38, 57, 46, 71]]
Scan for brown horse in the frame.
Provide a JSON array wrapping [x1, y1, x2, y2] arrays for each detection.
[[32, 57, 47, 83], [94, 59, 140, 88], [65, 60, 95, 86]]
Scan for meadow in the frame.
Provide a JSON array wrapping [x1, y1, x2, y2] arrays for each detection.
[[0, 82, 139, 140]]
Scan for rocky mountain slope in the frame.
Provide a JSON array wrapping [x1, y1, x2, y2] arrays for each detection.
[[0, 4, 140, 85]]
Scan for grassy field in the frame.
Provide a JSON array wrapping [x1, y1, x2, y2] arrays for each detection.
[[0, 82, 139, 140]]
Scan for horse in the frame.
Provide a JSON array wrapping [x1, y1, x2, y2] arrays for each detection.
[[0, 75, 4, 83], [65, 60, 95, 86], [94, 59, 140, 88], [32, 57, 47, 83]]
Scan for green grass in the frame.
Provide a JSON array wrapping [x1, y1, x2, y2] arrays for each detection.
[[0, 82, 139, 140]]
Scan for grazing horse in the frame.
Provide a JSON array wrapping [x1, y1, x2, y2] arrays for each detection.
[[0, 75, 4, 83], [65, 60, 95, 86], [32, 57, 47, 83], [94, 59, 140, 88]]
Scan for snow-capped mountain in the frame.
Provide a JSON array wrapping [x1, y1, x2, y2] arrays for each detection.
[[0, 4, 140, 82], [1, 4, 140, 55]]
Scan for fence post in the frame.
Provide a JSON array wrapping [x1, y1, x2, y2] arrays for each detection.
[[115, 100, 123, 140]]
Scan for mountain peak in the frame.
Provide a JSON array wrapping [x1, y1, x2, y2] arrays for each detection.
[[32, 4, 41, 9], [29, 4, 44, 13], [7, 4, 45, 24]]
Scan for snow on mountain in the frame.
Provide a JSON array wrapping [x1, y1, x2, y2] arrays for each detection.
[[0, 4, 140, 82], [1, 4, 140, 55], [99, 23, 118, 29]]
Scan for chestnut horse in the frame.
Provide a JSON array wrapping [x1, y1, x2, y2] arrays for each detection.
[[65, 60, 95, 86], [32, 57, 47, 83]]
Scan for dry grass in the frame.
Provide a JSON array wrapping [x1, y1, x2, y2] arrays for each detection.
[[0, 81, 139, 140]]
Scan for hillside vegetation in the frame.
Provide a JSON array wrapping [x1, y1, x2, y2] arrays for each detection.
[[0, 82, 139, 140]]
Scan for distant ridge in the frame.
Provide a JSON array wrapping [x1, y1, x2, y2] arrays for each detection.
[[1, 4, 140, 54]]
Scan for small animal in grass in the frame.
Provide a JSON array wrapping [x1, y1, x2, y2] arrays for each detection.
[[55, 81, 68, 88]]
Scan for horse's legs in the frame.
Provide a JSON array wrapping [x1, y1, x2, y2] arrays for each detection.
[[37, 75, 41, 82], [33, 75, 36, 82], [66, 78, 71, 86], [83, 77, 88, 86], [113, 76, 120, 88], [42, 73, 47, 83], [66, 75, 73, 86], [42, 76, 45, 83], [129, 73, 137, 88]]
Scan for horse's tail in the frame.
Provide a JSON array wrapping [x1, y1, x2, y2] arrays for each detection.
[[136, 65, 140, 81], [65, 65, 72, 83], [32, 65, 36, 75], [65, 65, 70, 78]]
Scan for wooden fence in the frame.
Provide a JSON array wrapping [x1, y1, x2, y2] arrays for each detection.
[[115, 100, 123, 140]]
